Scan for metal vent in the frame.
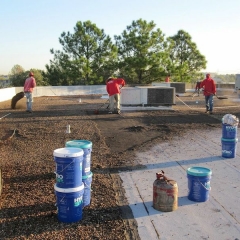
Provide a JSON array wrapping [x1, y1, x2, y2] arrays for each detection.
[[147, 88, 175, 105]]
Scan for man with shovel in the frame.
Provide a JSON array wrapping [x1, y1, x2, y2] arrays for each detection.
[[200, 73, 216, 114], [106, 77, 125, 114]]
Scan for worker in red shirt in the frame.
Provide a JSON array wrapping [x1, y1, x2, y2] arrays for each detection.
[[24, 72, 36, 113], [106, 77, 125, 114], [195, 80, 202, 96], [200, 73, 216, 114], [165, 74, 170, 82]]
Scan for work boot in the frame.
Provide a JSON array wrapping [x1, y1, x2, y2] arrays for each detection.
[[209, 111, 213, 115]]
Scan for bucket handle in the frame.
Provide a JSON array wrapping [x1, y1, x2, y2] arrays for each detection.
[[198, 178, 211, 191], [83, 183, 92, 190], [60, 195, 66, 203], [55, 160, 75, 173]]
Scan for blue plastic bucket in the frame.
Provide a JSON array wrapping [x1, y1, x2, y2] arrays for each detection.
[[221, 138, 238, 158], [82, 172, 93, 207], [187, 167, 212, 202], [222, 124, 237, 139], [65, 140, 92, 177], [53, 147, 84, 188], [54, 184, 84, 223]]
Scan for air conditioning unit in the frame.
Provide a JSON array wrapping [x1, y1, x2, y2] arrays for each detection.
[[170, 82, 186, 93], [235, 74, 240, 90], [121, 86, 175, 106]]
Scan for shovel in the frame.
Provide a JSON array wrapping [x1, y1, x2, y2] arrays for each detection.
[[203, 90, 228, 100], [215, 95, 228, 100]]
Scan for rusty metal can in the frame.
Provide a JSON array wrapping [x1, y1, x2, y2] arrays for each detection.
[[153, 172, 178, 212]]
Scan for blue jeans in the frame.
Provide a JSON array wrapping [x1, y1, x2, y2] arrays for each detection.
[[205, 95, 213, 112], [25, 92, 33, 111]]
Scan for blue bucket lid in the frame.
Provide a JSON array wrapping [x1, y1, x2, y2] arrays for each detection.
[[221, 138, 238, 142], [82, 172, 93, 180], [53, 147, 84, 158], [65, 140, 92, 149], [187, 167, 212, 176]]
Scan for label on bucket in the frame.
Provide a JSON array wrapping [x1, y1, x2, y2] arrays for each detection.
[[54, 184, 84, 223], [187, 176, 211, 202], [222, 149, 233, 155], [56, 173, 63, 183], [221, 138, 237, 158], [82, 155, 91, 176], [85, 156, 91, 163], [192, 182, 201, 199], [74, 196, 83, 207], [222, 124, 238, 139], [225, 126, 236, 132], [55, 158, 83, 188], [191, 180, 210, 195]]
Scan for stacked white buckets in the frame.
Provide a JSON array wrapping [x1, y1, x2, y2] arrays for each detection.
[[53, 140, 93, 223]]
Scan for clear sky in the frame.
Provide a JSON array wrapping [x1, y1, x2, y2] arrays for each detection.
[[1, 0, 240, 75]]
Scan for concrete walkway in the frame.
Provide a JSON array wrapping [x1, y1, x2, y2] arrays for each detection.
[[120, 128, 240, 240]]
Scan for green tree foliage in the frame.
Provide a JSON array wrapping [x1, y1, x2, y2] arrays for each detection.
[[43, 62, 68, 86], [9, 65, 26, 86], [9, 65, 48, 86], [9, 64, 25, 76], [45, 20, 118, 85], [167, 30, 207, 82], [115, 19, 168, 84], [29, 68, 49, 86], [5, 24, 209, 87]]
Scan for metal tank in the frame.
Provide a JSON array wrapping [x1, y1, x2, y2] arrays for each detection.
[[153, 171, 178, 212]]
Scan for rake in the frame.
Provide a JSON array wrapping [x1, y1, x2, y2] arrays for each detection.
[[94, 99, 109, 114]]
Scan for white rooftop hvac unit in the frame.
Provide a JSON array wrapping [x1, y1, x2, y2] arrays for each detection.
[[121, 86, 175, 106]]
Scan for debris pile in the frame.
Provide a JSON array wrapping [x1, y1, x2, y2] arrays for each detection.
[[222, 114, 239, 126]]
